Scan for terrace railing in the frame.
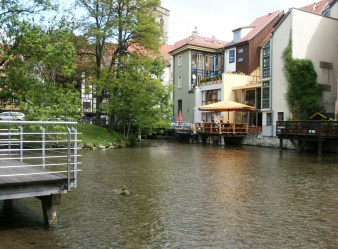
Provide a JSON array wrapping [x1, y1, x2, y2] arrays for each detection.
[[195, 122, 249, 135], [0, 121, 81, 192], [276, 120, 338, 137]]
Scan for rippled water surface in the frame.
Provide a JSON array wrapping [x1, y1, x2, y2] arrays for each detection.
[[1, 141, 337, 248]]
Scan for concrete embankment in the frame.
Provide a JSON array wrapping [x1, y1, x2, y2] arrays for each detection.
[[242, 132, 338, 153]]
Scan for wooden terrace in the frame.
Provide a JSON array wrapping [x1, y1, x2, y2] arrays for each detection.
[[195, 122, 249, 135], [0, 121, 81, 226], [276, 120, 338, 154]]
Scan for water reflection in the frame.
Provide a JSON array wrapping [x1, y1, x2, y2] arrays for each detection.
[[1, 141, 337, 248]]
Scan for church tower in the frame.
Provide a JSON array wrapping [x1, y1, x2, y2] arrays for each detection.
[[155, 6, 170, 44]]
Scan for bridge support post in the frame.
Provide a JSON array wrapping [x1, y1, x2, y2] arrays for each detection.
[[279, 139, 283, 152], [219, 135, 225, 145], [38, 194, 61, 226], [318, 140, 323, 155], [3, 199, 14, 210]]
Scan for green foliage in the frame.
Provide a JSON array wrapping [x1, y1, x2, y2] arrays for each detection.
[[282, 38, 323, 120], [75, 0, 169, 131], [104, 54, 173, 140], [0, 16, 82, 121], [75, 123, 125, 148]]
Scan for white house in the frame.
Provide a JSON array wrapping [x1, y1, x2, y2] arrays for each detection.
[[261, 6, 338, 136]]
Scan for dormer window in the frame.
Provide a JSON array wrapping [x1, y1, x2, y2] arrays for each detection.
[[234, 30, 241, 42]]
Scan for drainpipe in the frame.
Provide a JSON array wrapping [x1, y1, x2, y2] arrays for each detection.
[[336, 41, 338, 117], [270, 37, 274, 137]]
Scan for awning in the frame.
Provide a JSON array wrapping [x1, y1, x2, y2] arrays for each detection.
[[232, 83, 261, 91], [198, 101, 256, 112]]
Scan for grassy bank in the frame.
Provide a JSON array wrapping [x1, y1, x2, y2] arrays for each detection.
[[75, 124, 126, 149]]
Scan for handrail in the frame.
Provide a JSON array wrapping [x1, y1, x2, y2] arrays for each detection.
[[195, 122, 249, 135], [0, 121, 81, 192], [276, 120, 338, 137], [0, 120, 77, 125]]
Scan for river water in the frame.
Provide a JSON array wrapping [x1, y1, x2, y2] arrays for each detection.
[[0, 140, 337, 248]]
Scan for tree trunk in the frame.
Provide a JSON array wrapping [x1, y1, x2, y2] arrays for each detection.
[[108, 114, 115, 134], [126, 118, 132, 142]]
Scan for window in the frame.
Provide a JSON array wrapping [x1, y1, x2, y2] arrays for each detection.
[[262, 41, 270, 78], [197, 54, 203, 70], [205, 55, 211, 71], [229, 50, 235, 63], [178, 55, 182, 66], [178, 76, 182, 88], [197, 76, 203, 86], [202, 89, 221, 105], [245, 90, 255, 107], [262, 80, 270, 108], [262, 68, 270, 78], [266, 113, 272, 126], [191, 53, 197, 69], [83, 101, 91, 110], [263, 57, 269, 68], [217, 55, 223, 71], [234, 30, 241, 42], [238, 57, 243, 63], [238, 48, 244, 54], [278, 112, 284, 121]]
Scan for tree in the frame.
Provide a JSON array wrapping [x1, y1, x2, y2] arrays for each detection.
[[0, 1, 82, 120], [0, 0, 58, 66], [104, 53, 172, 140], [75, 0, 168, 132]]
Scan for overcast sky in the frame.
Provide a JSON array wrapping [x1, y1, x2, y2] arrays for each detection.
[[161, 0, 319, 44]]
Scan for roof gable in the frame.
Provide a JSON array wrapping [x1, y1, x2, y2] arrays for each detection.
[[228, 10, 284, 45], [170, 35, 229, 54], [300, 0, 330, 14]]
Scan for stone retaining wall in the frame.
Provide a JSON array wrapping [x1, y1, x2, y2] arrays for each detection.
[[241, 132, 294, 149]]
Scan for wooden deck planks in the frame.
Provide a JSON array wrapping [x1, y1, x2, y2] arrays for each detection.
[[0, 159, 67, 185]]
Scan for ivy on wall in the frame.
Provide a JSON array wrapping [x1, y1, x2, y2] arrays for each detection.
[[282, 38, 323, 120]]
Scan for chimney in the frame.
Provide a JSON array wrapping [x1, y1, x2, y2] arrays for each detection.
[[192, 26, 198, 38]]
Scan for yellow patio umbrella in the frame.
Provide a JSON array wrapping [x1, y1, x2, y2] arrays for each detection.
[[198, 100, 256, 121]]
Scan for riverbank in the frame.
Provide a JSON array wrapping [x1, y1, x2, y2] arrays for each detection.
[[75, 124, 126, 149]]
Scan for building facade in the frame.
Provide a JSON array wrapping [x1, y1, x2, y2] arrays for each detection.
[[261, 6, 338, 136]]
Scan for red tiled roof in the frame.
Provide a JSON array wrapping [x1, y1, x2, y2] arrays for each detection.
[[258, 29, 273, 48], [171, 35, 229, 52], [235, 10, 283, 44], [160, 44, 175, 64], [299, 0, 330, 14]]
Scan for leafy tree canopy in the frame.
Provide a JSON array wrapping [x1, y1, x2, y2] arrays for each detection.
[[0, 1, 82, 121], [75, 0, 172, 138]]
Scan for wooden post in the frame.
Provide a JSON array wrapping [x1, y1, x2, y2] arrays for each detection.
[[279, 139, 283, 152], [3, 199, 14, 211], [38, 194, 61, 226], [198, 134, 203, 143], [318, 140, 323, 155], [219, 135, 225, 145], [208, 135, 213, 144]]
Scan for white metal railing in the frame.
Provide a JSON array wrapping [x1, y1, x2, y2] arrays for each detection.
[[0, 121, 81, 191], [170, 122, 195, 134]]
